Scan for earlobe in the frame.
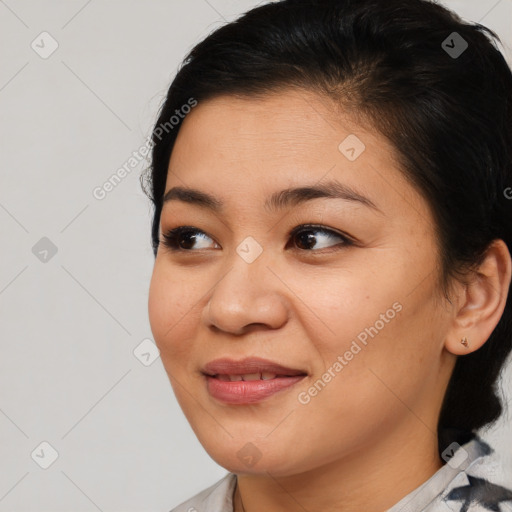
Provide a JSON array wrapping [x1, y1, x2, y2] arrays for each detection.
[[445, 335, 473, 356], [445, 239, 512, 356]]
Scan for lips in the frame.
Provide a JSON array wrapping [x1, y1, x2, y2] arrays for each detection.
[[202, 357, 307, 378], [202, 357, 308, 404]]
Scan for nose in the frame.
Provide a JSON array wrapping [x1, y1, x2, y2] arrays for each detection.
[[202, 248, 289, 336]]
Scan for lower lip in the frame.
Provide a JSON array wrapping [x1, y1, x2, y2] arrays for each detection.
[[205, 375, 306, 404]]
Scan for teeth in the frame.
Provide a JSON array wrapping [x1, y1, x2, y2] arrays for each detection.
[[214, 373, 280, 381], [214, 373, 281, 381], [241, 373, 261, 381]]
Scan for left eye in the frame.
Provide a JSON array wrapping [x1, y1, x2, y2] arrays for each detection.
[[288, 224, 352, 251], [160, 224, 352, 252]]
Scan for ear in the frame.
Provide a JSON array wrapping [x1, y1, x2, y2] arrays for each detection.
[[445, 239, 511, 356]]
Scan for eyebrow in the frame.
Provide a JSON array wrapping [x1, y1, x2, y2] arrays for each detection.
[[162, 180, 383, 215]]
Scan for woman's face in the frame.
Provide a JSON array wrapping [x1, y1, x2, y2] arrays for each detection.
[[148, 88, 457, 476]]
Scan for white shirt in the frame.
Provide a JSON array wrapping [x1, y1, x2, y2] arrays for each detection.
[[169, 435, 512, 512]]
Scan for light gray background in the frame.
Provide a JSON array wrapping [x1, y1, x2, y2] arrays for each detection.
[[1, 1, 511, 511]]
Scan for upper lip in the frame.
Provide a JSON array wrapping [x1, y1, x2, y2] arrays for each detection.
[[202, 357, 308, 377]]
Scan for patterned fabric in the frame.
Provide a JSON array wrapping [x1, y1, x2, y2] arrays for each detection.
[[169, 436, 512, 512], [445, 476, 512, 512]]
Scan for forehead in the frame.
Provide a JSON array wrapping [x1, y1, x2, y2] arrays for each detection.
[[173, 89, 363, 157], [165, 89, 432, 225]]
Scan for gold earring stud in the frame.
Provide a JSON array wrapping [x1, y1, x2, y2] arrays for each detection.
[[461, 337, 469, 348]]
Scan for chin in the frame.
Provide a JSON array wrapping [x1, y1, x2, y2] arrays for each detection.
[[198, 437, 306, 477]]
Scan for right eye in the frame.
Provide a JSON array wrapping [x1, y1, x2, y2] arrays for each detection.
[[160, 226, 220, 251]]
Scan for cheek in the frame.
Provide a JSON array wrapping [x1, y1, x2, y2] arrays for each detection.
[[290, 264, 392, 352], [294, 259, 441, 403], [147, 261, 201, 356]]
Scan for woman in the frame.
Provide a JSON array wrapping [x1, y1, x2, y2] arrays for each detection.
[[141, 0, 512, 510]]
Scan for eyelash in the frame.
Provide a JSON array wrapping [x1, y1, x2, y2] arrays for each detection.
[[160, 224, 354, 253]]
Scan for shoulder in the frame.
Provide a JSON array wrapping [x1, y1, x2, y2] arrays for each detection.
[[438, 435, 512, 512], [169, 473, 237, 512], [389, 434, 512, 512], [442, 474, 512, 512]]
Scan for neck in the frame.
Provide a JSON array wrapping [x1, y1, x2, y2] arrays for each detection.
[[233, 423, 443, 512]]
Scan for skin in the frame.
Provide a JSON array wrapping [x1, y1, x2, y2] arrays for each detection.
[[147, 88, 511, 512]]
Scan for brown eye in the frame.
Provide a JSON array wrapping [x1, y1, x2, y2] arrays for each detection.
[[161, 227, 218, 251], [288, 225, 352, 251]]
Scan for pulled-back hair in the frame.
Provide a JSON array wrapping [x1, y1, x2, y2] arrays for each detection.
[[140, 0, 512, 454]]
